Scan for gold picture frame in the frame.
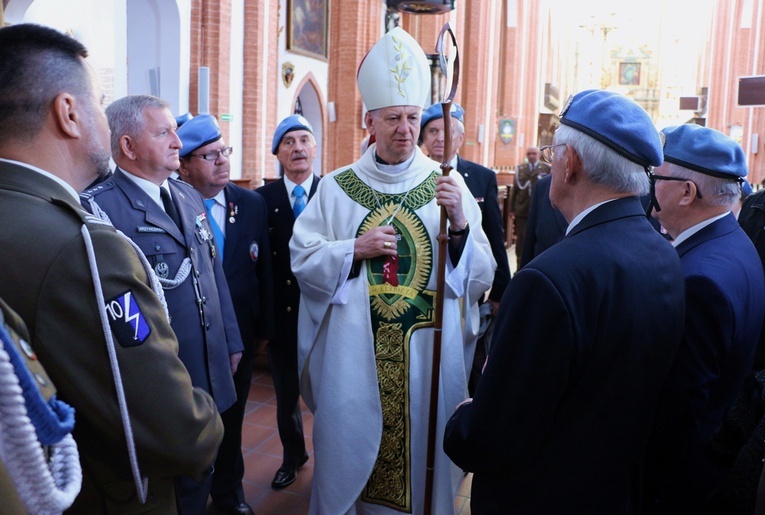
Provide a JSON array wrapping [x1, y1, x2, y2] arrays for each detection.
[[287, 0, 328, 61]]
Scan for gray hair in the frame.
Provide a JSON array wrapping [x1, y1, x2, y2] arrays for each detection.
[[106, 95, 170, 158], [554, 125, 650, 196], [667, 163, 739, 207]]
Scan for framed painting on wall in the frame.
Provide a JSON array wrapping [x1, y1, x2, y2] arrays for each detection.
[[619, 62, 641, 85], [287, 0, 328, 60]]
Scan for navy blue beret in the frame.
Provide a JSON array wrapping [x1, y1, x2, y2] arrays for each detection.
[[177, 114, 222, 157], [175, 112, 193, 128], [660, 124, 747, 179], [421, 102, 465, 131], [272, 115, 313, 155], [560, 90, 663, 168]]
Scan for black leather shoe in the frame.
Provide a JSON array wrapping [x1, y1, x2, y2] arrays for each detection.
[[270, 454, 310, 490], [214, 502, 254, 515]]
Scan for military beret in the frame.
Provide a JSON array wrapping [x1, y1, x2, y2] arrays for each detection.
[[560, 89, 663, 168], [420, 102, 465, 131], [742, 180, 753, 197], [272, 115, 313, 155], [175, 112, 193, 128], [177, 114, 222, 157], [660, 124, 747, 180]]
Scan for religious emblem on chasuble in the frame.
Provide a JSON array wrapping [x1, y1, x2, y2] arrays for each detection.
[[336, 168, 438, 510]]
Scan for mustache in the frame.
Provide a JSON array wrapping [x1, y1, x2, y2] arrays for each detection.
[[291, 152, 309, 161]]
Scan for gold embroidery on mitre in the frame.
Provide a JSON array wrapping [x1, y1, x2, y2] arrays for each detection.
[[389, 35, 412, 98]]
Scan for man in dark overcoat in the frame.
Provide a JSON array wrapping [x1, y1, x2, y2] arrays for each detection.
[[643, 123, 765, 513], [444, 89, 686, 514], [420, 102, 510, 393]]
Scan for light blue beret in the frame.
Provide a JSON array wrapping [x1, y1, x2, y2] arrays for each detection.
[[560, 90, 663, 168], [742, 180, 753, 197], [177, 114, 222, 157], [175, 112, 193, 128], [420, 102, 465, 131], [660, 124, 747, 179], [272, 115, 313, 155]]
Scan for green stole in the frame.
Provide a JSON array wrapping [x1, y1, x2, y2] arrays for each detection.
[[336, 168, 438, 511]]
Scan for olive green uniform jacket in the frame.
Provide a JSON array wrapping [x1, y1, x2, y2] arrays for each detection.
[[508, 161, 551, 218], [0, 161, 223, 514]]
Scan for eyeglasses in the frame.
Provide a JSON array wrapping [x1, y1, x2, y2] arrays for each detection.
[[540, 144, 567, 164], [649, 172, 703, 198], [190, 147, 234, 161]]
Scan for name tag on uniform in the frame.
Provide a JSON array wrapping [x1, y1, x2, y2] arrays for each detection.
[[105, 290, 152, 347], [137, 226, 167, 233]]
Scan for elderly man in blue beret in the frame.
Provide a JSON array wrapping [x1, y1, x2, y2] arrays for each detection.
[[420, 102, 511, 395], [255, 114, 316, 491], [82, 95, 243, 515], [444, 89, 687, 513], [643, 124, 765, 513], [177, 114, 274, 515]]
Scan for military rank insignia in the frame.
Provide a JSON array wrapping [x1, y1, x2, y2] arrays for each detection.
[[105, 290, 151, 347]]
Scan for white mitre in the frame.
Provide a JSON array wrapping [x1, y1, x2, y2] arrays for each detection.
[[356, 27, 430, 111]]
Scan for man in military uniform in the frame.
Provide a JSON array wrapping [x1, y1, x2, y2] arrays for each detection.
[[0, 24, 223, 513], [509, 146, 551, 268], [82, 95, 242, 515]]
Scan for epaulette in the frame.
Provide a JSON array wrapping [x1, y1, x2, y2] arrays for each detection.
[[83, 213, 114, 227], [170, 177, 195, 191], [80, 179, 117, 199]]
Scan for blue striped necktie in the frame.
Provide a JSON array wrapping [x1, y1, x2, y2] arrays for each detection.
[[204, 199, 225, 261], [293, 185, 306, 218]]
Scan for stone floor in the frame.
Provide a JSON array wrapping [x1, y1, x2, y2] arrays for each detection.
[[209, 367, 473, 514], [208, 245, 519, 514]]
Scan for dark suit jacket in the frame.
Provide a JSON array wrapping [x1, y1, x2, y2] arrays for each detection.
[[739, 189, 765, 369], [519, 173, 567, 268], [444, 197, 685, 514], [82, 169, 242, 412], [455, 156, 511, 301], [219, 182, 274, 347], [644, 213, 765, 512], [256, 176, 319, 347]]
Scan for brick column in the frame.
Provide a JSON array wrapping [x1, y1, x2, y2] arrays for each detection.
[[240, 0, 278, 185], [325, 0, 384, 171], [189, 0, 232, 143]]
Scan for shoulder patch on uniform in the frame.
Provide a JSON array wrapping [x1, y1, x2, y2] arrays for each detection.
[[104, 290, 152, 347]]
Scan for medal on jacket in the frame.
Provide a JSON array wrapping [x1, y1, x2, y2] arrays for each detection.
[[195, 213, 211, 242], [229, 202, 238, 224]]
